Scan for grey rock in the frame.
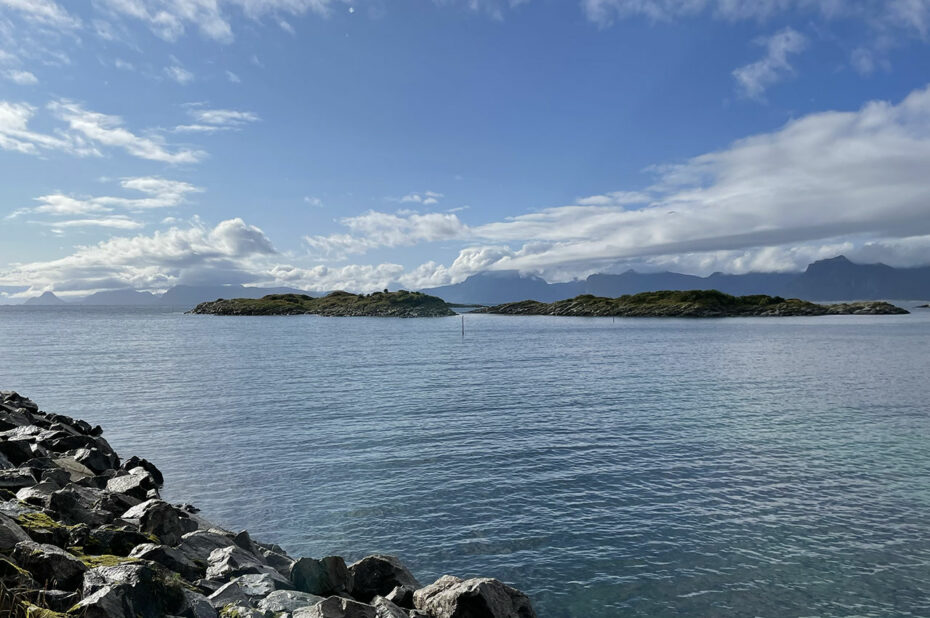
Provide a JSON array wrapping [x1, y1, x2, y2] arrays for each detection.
[[120, 456, 164, 486], [13, 539, 88, 590], [85, 525, 153, 556], [41, 467, 72, 486], [0, 468, 38, 490], [52, 456, 96, 481], [0, 512, 30, 550], [122, 499, 197, 545], [371, 595, 408, 618], [207, 572, 292, 607], [348, 555, 420, 603], [412, 576, 536, 618], [49, 485, 113, 526], [73, 446, 119, 475], [294, 596, 377, 618], [292, 556, 352, 596], [258, 589, 325, 613], [182, 589, 219, 618], [215, 605, 266, 618], [384, 585, 415, 609], [206, 544, 275, 581], [76, 563, 187, 618], [262, 547, 296, 579], [130, 542, 205, 580], [106, 469, 156, 500], [177, 529, 240, 566], [16, 480, 61, 506]]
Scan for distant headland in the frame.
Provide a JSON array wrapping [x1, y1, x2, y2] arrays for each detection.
[[189, 290, 457, 317], [472, 290, 909, 318]]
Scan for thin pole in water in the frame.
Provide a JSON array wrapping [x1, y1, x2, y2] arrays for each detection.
[[461, 314, 465, 337]]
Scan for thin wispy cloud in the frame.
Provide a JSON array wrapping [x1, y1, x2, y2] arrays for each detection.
[[733, 28, 807, 99], [174, 107, 260, 133], [4, 69, 38, 85], [164, 65, 194, 84]]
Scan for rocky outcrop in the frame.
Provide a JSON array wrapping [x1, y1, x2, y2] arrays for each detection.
[[0, 390, 536, 618], [475, 290, 910, 318], [189, 291, 457, 318]]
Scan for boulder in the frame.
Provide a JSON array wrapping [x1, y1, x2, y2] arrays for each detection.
[[206, 545, 275, 581], [292, 555, 352, 596], [16, 480, 61, 506], [120, 456, 164, 486], [293, 596, 378, 618], [73, 446, 119, 475], [130, 542, 205, 580], [13, 539, 88, 590], [49, 486, 113, 526], [348, 555, 420, 603], [257, 589, 325, 613], [412, 576, 536, 618], [182, 589, 218, 618], [0, 512, 31, 550], [207, 572, 292, 607], [0, 438, 39, 466], [84, 525, 154, 556], [216, 605, 265, 618], [106, 469, 157, 500], [73, 563, 187, 618], [52, 456, 96, 481], [0, 468, 38, 490], [122, 499, 198, 545], [384, 585, 415, 609], [177, 529, 240, 566], [371, 595, 408, 618], [261, 547, 296, 579]]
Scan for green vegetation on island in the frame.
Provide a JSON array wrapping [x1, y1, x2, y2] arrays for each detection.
[[472, 290, 909, 317], [189, 290, 457, 317]]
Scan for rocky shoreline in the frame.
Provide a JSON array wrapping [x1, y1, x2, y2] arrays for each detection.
[[473, 290, 909, 318], [189, 291, 456, 318], [0, 391, 535, 618]]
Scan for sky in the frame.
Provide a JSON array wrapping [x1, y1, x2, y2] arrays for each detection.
[[1, 0, 930, 299]]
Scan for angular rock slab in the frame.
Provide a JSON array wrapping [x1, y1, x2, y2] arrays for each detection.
[[13, 539, 88, 590], [413, 576, 536, 618], [348, 555, 420, 603], [257, 589, 326, 613], [74, 562, 187, 618], [122, 498, 198, 545], [294, 596, 377, 618], [292, 555, 352, 596]]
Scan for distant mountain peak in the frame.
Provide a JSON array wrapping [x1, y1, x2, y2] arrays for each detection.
[[23, 291, 65, 306]]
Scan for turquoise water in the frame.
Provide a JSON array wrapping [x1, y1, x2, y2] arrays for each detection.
[[1, 306, 929, 617]]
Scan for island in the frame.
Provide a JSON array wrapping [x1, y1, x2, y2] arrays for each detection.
[[471, 290, 909, 317], [0, 390, 535, 617], [189, 290, 457, 318]]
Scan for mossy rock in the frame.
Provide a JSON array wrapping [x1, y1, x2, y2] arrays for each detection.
[[15, 513, 71, 532]]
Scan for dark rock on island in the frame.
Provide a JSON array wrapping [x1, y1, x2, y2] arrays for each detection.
[[189, 291, 456, 318], [0, 390, 535, 618], [473, 290, 909, 318]]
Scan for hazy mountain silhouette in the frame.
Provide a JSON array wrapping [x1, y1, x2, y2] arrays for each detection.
[[420, 256, 930, 304], [23, 291, 66, 306]]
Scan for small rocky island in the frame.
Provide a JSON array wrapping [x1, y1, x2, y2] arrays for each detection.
[[190, 291, 456, 318], [0, 391, 535, 618], [473, 290, 909, 318]]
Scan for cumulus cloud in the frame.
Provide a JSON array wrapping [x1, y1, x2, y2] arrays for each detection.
[[300, 83, 930, 280], [733, 27, 807, 99], [0, 0, 81, 29], [0, 218, 276, 295], [305, 210, 469, 258]]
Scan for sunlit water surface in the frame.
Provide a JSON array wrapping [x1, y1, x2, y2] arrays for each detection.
[[1, 306, 929, 617]]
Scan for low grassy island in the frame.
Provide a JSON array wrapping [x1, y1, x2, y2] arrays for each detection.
[[189, 290, 456, 318], [473, 290, 909, 318]]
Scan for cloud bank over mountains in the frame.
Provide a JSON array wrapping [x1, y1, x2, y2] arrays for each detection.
[[4, 84, 930, 298]]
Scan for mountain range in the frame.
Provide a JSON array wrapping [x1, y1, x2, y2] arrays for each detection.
[[420, 256, 930, 304], [13, 256, 930, 306]]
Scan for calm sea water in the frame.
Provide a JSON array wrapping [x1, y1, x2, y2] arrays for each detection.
[[1, 306, 929, 617]]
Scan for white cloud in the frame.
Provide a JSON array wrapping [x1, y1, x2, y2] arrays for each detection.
[[49, 100, 205, 164], [0, 101, 92, 156], [33, 216, 145, 230], [304, 196, 324, 207], [305, 210, 468, 258], [4, 69, 37, 84], [398, 191, 444, 206], [114, 58, 135, 71], [0, 0, 81, 29], [0, 218, 276, 295], [164, 64, 194, 84], [733, 27, 807, 99], [174, 107, 260, 133], [225, 70, 241, 83]]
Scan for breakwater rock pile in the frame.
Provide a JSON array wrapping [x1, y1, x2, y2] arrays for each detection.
[[189, 291, 456, 318], [0, 391, 535, 618], [473, 290, 909, 318]]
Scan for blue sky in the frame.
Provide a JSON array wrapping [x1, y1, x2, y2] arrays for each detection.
[[2, 0, 930, 299]]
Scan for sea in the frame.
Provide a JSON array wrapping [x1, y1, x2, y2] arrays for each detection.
[[1, 305, 929, 617]]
